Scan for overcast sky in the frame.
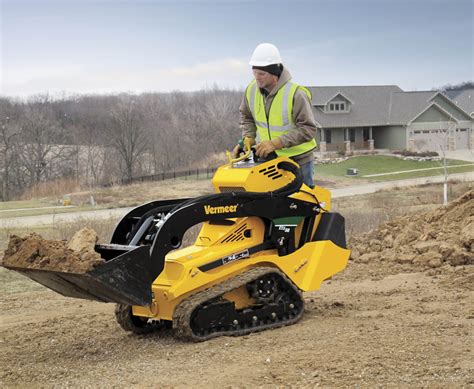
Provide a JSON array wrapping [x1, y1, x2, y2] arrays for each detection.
[[1, 0, 472, 97]]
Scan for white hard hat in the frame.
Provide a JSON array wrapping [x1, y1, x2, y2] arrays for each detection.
[[249, 43, 282, 66]]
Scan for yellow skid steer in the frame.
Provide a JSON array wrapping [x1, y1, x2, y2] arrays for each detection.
[[4, 143, 350, 341]]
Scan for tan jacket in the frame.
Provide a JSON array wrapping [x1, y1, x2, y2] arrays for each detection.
[[239, 67, 320, 164]]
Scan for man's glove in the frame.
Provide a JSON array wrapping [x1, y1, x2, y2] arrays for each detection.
[[232, 143, 242, 158], [255, 138, 283, 158], [232, 137, 255, 158]]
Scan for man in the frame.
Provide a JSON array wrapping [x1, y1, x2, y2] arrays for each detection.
[[235, 42, 319, 187]]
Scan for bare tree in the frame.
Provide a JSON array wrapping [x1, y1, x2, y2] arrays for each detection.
[[107, 95, 149, 180], [17, 97, 66, 186], [415, 119, 457, 205], [0, 98, 21, 200]]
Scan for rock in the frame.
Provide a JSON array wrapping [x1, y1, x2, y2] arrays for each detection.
[[382, 235, 394, 249], [350, 247, 360, 261], [439, 244, 455, 260], [369, 239, 382, 252], [413, 241, 439, 255], [447, 250, 473, 266], [413, 252, 443, 268], [357, 252, 379, 263], [459, 221, 474, 250], [67, 228, 98, 253], [396, 254, 415, 264], [428, 258, 443, 268]]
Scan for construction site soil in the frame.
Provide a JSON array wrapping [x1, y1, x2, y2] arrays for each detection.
[[1, 192, 473, 387]]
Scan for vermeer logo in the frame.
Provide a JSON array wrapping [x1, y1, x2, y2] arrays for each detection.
[[204, 204, 238, 215]]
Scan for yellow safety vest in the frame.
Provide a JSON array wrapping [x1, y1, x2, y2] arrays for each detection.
[[245, 79, 317, 158]]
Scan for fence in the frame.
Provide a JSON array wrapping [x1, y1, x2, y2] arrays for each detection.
[[120, 167, 219, 186]]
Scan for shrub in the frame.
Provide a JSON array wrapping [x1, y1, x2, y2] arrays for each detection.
[[393, 149, 439, 157]]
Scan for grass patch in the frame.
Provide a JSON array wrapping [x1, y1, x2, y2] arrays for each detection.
[[315, 155, 473, 181], [0, 204, 101, 219], [2, 178, 214, 218], [0, 199, 57, 210]]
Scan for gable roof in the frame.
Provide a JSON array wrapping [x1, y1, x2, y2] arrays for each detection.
[[323, 92, 354, 105], [445, 88, 474, 115], [307, 85, 402, 127], [387, 91, 436, 124], [409, 102, 459, 124]]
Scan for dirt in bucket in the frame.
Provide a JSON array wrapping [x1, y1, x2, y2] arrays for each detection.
[[1, 227, 105, 273]]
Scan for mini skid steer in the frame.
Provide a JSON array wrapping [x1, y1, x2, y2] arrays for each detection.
[[4, 141, 350, 341]]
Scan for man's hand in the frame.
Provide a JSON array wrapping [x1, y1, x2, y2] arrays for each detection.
[[232, 143, 242, 158], [232, 137, 256, 158], [255, 138, 283, 158]]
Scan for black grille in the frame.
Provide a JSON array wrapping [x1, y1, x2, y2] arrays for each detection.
[[219, 186, 246, 193], [220, 224, 248, 243], [258, 165, 283, 180]]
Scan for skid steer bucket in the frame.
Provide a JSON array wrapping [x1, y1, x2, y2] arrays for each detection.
[[4, 244, 155, 306]]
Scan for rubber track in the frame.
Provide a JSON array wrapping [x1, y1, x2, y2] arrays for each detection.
[[173, 266, 304, 342], [115, 304, 160, 334]]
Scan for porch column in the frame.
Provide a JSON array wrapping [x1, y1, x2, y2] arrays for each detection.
[[470, 128, 474, 150], [368, 126, 374, 151], [319, 128, 327, 153], [344, 128, 351, 154], [407, 126, 416, 151]]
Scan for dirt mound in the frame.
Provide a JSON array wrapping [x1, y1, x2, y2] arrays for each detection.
[[350, 190, 473, 270], [1, 228, 105, 273]]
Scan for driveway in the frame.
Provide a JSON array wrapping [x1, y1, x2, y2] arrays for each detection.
[[444, 149, 474, 162]]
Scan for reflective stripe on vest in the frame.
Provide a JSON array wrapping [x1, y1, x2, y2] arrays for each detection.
[[245, 80, 317, 158]]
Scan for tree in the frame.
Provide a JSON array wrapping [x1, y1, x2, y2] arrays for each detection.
[[435, 81, 474, 92], [0, 98, 21, 200], [107, 95, 149, 181], [17, 96, 67, 186]]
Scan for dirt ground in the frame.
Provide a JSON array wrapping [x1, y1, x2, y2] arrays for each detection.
[[0, 189, 473, 387], [1, 261, 472, 387]]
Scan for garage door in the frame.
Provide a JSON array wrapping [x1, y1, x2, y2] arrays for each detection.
[[413, 130, 448, 152], [455, 129, 470, 149]]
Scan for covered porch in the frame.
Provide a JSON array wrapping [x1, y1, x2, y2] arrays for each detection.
[[317, 127, 375, 155]]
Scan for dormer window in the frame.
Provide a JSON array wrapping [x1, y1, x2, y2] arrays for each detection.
[[325, 93, 352, 113], [329, 102, 346, 112]]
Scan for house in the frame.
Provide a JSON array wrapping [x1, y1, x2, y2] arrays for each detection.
[[306, 86, 474, 154]]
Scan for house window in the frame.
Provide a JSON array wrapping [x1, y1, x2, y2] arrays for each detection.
[[325, 129, 332, 144], [327, 102, 347, 112]]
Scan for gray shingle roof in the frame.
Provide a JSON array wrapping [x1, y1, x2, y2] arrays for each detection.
[[446, 89, 474, 114], [387, 91, 436, 124], [307, 85, 403, 128], [306, 85, 473, 128]]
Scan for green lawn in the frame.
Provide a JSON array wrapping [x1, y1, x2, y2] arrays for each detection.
[[315, 155, 474, 181]]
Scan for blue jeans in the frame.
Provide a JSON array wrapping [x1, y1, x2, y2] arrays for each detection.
[[299, 161, 314, 188]]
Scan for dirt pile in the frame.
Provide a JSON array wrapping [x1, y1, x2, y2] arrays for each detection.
[[1, 227, 105, 273], [350, 190, 473, 270]]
